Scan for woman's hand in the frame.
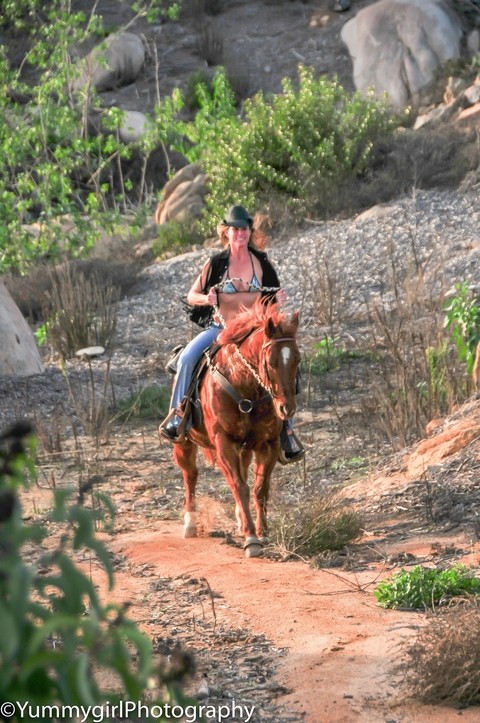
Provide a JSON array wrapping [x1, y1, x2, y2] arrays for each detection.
[[205, 288, 218, 305], [276, 289, 287, 306]]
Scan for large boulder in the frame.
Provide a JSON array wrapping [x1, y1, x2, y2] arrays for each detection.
[[154, 163, 209, 225], [341, 0, 463, 109], [73, 32, 145, 93], [0, 280, 44, 377]]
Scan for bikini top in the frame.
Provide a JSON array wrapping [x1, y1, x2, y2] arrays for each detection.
[[219, 253, 262, 294]]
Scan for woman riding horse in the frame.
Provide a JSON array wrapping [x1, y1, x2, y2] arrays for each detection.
[[159, 204, 304, 463]]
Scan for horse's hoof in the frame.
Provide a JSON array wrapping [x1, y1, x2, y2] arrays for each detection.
[[183, 512, 197, 538], [244, 536, 263, 558]]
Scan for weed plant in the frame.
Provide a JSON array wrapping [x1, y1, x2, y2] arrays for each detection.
[[375, 564, 480, 610], [152, 218, 205, 257], [443, 281, 480, 377], [115, 384, 170, 422], [41, 264, 119, 360]]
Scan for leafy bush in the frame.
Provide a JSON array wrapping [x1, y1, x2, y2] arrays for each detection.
[[375, 564, 480, 610], [0, 422, 192, 712], [306, 336, 353, 374], [183, 65, 398, 229], [152, 218, 206, 257], [443, 281, 480, 375], [176, 66, 238, 164], [0, 0, 183, 273]]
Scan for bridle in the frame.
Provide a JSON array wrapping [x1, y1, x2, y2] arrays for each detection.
[[205, 335, 297, 414]]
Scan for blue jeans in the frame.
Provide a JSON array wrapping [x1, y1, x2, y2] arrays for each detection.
[[170, 323, 223, 410]]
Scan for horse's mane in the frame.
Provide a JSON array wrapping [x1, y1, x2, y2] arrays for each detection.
[[218, 299, 290, 345]]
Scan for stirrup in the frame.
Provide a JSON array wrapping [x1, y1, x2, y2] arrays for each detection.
[[159, 407, 186, 442], [278, 426, 305, 465]]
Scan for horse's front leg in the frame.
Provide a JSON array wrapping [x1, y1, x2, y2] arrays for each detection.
[[215, 436, 262, 558], [253, 441, 279, 540], [173, 439, 199, 538]]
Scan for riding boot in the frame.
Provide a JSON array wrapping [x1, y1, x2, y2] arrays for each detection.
[[159, 405, 187, 442], [278, 422, 305, 465]]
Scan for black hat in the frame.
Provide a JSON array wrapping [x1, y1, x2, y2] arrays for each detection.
[[223, 205, 253, 228]]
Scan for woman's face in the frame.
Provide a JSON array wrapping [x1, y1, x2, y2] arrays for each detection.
[[227, 225, 251, 248]]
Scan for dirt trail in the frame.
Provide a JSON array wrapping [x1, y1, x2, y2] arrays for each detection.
[[108, 520, 480, 723]]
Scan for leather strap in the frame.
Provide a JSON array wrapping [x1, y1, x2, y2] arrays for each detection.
[[210, 366, 272, 413]]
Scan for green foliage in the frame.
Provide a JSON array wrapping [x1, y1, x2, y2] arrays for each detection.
[[0, 422, 193, 712], [184, 64, 397, 230], [306, 336, 353, 374], [0, 0, 185, 274], [330, 456, 368, 473], [443, 282, 480, 374], [152, 218, 205, 257], [1, 5, 399, 270], [177, 66, 238, 164], [184, 69, 214, 111], [375, 565, 480, 610], [424, 341, 449, 410], [116, 384, 170, 422]]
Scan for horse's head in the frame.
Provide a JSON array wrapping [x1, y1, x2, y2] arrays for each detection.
[[262, 309, 301, 420], [218, 300, 301, 421]]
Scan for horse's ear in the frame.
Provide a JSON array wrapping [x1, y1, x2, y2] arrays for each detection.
[[290, 311, 300, 332], [265, 318, 276, 339]]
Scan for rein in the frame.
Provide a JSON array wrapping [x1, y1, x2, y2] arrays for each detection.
[[205, 284, 295, 413], [205, 334, 296, 415]]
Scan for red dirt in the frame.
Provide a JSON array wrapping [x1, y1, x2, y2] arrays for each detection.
[[106, 521, 480, 723], [25, 400, 480, 722]]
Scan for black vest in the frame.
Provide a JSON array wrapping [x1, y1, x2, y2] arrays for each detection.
[[202, 247, 280, 298]]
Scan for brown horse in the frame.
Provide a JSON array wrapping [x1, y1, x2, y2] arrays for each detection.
[[172, 300, 301, 557]]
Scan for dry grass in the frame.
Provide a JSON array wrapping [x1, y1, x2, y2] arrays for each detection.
[[7, 256, 140, 323], [399, 599, 480, 706], [323, 126, 480, 220], [44, 264, 118, 360], [270, 493, 363, 558]]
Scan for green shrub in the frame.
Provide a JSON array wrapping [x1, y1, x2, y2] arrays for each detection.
[[184, 69, 215, 111], [306, 336, 353, 374], [375, 564, 480, 610], [186, 64, 398, 230], [176, 66, 238, 164], [0, 0, 184, 274], [443, 281, 480, 375], [0, 422, 192, 712], [152, 218, 205, 257], [116, 385, 170, 422]]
